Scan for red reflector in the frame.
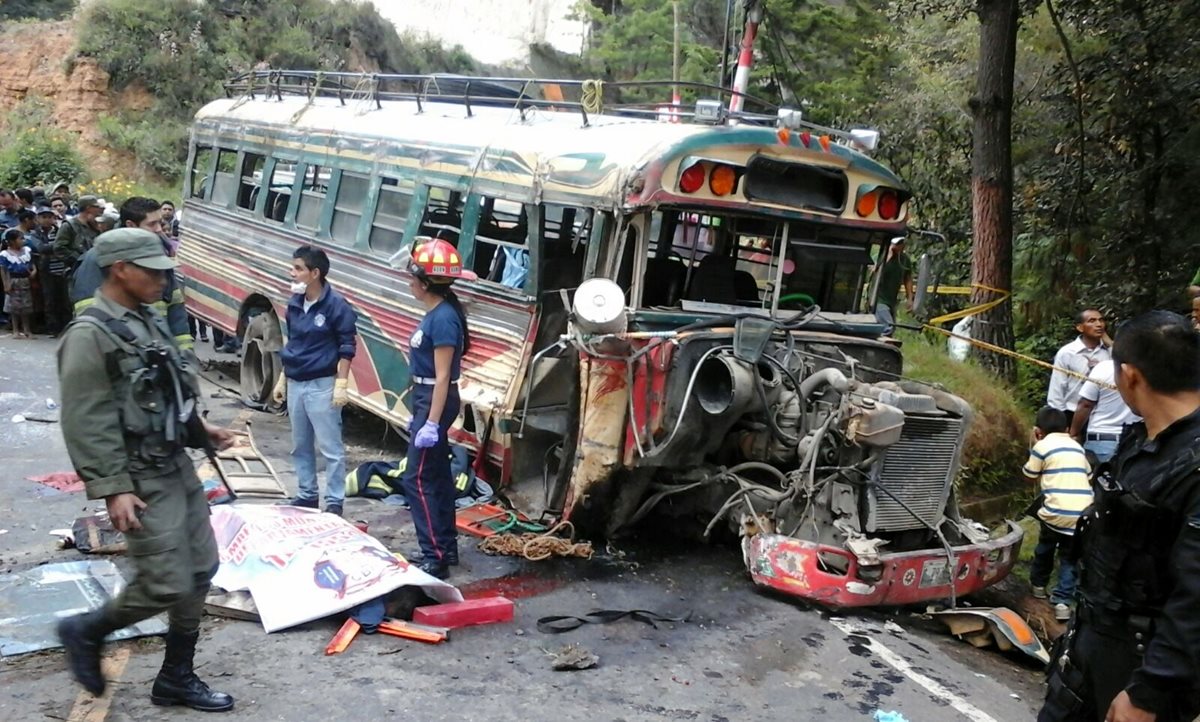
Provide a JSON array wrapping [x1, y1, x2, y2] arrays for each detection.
[[679, 163, 706, 194], [878, 190, 901, 220]]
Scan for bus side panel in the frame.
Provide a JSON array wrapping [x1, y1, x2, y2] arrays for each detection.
[[178, 203, 534, 469]]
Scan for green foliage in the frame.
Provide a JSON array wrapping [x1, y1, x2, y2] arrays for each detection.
[[0, 96, 85, 187], [0, 0, 76, 22], [73, 0, 476, 181]]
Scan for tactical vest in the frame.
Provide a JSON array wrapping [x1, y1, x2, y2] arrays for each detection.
[[1076, 438, 1200, 616], [70, 306, 203, 468]]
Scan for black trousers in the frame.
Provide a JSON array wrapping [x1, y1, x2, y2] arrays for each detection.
[[398, 384, 460, 565], [41, 273, 71, 334], [1039, 621, 1200, 721]]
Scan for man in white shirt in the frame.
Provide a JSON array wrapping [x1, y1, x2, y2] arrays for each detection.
[[1069, 358, 1139, 463], [1046, 308, 1110, 426]]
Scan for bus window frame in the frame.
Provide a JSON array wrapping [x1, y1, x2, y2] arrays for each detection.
[[295, 161, 332, 236], [186, 144, 216, 201], [235, 151, 267, 214], [329, 169, 371, 249], [211, 147, 240, 209], [262, 155, 301, 224]]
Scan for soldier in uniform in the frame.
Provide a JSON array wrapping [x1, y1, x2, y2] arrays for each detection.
[[56, 228, 235, 712], [1039, 311, 1200, 722]]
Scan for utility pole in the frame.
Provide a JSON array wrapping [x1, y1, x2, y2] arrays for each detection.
[[672, 0, 682, 108], [719, 0, 735, 88], [729, 0, 763, 113]]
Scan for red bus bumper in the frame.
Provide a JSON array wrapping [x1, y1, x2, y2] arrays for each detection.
[[745, 521, 1024, 608]]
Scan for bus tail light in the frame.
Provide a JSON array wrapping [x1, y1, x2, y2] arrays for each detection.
[[878, 190, 901, 220], [709, 164, 738, 196], [855, 189, 878, 217], [679, 162, 706, 194]]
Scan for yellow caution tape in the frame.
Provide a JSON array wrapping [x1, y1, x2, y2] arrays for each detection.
[[922, 283, 1116, 391]]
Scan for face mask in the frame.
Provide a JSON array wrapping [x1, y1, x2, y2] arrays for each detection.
[[289, 281, 308, 295]]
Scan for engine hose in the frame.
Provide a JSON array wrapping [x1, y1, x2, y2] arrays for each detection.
[[644, 345, 733, 456]]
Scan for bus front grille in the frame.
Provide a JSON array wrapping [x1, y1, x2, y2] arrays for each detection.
[[866, 416, 964, 533]]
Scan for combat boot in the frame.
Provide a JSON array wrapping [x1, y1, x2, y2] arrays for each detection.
[[57, 608, 115, 696], [150, 629, 234, 712]]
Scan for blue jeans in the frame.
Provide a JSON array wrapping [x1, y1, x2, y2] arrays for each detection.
[[287, 376, 346, 506], [874, 302, 896, 336], [1084, 438, 1119, 464], [1030, 522, 1078, 605]]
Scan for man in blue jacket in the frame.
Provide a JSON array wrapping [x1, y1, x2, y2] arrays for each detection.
[[272, 246, 357, 516]]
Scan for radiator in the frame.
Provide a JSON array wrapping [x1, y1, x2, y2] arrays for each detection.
[[865, 415, 964, 533]]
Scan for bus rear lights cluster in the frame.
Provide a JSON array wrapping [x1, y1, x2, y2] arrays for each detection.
[[678, 161, 741, 197], [854, 187, 904, 221]]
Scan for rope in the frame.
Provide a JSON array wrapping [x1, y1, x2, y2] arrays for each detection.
[[478, 521, 594, 561], [581, 79, 605, 115]]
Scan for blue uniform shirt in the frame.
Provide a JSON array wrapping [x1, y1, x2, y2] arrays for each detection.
[[280, 283, 358, 382], [409, 300, 464, 381]]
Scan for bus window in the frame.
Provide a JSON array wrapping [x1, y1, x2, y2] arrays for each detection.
[[211, 149, 238, 206], [296, 164, 329, 231], [419, 187, 464, 243], [264, 161, 295, 223], [236, 153, 265, 211], [190, 147, 213, 199], [369, 176, 414, 256], [473, 196, 527, 286], [330, 171, 369, 246], [540, 204, 591, 291]]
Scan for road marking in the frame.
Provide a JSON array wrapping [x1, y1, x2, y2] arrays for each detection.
[[65, 647, 131, 722], [829, 618, 1001, 722]]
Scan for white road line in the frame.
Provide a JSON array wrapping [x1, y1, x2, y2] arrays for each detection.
[[829, 618, 1001, 722]]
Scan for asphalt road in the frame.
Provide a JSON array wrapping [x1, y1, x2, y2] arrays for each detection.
[[0, 333, 1047, 721]]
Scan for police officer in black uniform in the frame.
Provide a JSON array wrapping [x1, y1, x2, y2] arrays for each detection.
[[1039, 310, 1200, 722]]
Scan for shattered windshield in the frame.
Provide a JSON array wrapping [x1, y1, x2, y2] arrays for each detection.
[[634, 209, 878, 315]]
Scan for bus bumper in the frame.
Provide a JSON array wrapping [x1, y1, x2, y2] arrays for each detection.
[[744, 521, 1024, 608]]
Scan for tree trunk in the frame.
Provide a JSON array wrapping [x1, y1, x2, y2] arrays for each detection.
[[968, 0, 1019, 382]]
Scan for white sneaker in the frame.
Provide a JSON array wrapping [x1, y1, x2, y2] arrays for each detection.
[[1055, 603, 1071, 621], [1032, 586, 1048, 599]]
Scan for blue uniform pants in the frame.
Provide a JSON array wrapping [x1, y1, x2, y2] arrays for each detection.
[[400, 384, 460, 564]]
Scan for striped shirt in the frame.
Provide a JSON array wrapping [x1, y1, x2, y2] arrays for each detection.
[[1022, 432, 1093, 533]]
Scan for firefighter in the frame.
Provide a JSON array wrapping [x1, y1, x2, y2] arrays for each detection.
[[399, 237, 475, 579], [1039, 311, 1200, 722]]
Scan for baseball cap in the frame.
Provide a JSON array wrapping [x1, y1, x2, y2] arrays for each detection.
[[34, 205, 55, 215], [77, 195, 101, 211], [94, 228, 178, 270]]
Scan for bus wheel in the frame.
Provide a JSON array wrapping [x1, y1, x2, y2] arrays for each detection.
[[241, 312, 284, 411]]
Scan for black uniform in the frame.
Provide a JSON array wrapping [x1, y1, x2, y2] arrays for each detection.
[[1039, 409, 1200, 721]]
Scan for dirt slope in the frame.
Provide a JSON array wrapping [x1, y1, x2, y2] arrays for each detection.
[[0, 19, 149, 180]]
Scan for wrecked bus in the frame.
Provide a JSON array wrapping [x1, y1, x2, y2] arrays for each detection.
[[180, 71, 1023, 608]]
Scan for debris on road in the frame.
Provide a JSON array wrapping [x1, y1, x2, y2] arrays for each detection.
[[548, 644, 599, 671], [378, 619, 448, 644], [71, 512, 126, 554], [413, 596, 515, 629], [932, 607, 1050, 665], [209, 504, 461, 633], [478, 521, 593, 560], [0, 560, 166, 656], [325, 618, 361, 655], [873, 711, 910, 722], [27, 471, 83, 493], [204, 588, 260, 621], [456, 503, 544, 538], [536, 609, 690, 634], [194, 425, 287, 501]]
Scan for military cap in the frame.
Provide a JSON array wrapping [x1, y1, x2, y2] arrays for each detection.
[[95, 228, 177, 270], [77, 195, 101, 211]]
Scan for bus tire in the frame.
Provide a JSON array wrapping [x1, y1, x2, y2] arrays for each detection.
[[241, 311, 284, 411]]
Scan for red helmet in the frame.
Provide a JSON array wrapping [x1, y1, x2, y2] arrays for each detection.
[[408, 237, 477, 283]]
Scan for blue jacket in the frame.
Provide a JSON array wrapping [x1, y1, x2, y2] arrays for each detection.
[[280, 283, 357, 382]]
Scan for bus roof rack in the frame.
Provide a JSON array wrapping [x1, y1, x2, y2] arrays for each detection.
[[221, 70, 862, 138]]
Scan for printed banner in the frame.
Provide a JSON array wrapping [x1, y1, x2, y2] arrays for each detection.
[[210, 505, 461, 633]]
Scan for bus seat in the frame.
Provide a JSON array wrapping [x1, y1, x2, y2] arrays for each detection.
[[685, 255, 738, 304], [734, 270, 760, 303], [269, 192, 290, 222], [642, 257, 687, 307]]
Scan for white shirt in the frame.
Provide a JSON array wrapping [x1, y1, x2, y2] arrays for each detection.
[[1047, 336, 1111, 412], [1078, 360, 1139, 435]]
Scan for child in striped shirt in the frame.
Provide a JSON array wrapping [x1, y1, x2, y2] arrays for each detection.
[[1023, 406, 1093, 621]]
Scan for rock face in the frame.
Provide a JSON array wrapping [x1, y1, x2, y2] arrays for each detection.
[[0, 20, 145, 179]]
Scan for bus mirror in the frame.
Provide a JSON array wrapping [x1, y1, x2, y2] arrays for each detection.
[[849, 128, 880, 152], [913, 253, 931, 315], [776, 108, 803, 130], [694, 99, 725, 124]]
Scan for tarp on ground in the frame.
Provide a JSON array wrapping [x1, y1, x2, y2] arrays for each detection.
[[209, 505, 462, 633], [0, 560, 167, 657]]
